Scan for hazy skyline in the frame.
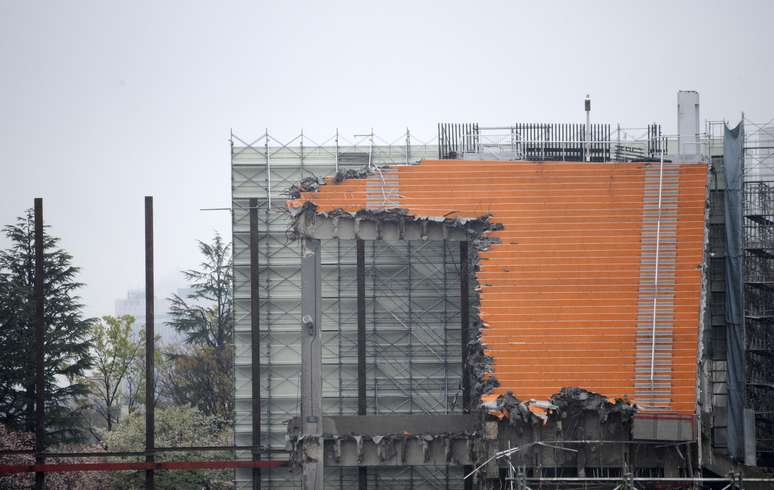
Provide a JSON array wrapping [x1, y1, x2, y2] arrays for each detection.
[[2, 0, 773, 317]]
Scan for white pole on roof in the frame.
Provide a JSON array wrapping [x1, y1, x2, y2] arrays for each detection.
[[585, 95, 591, 162], [650, 137, 666, 385]]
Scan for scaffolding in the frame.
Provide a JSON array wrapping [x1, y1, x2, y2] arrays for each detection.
[[743, 117, 774, 465], [230, 123, 728, 488], [231, 131, 466, 488]]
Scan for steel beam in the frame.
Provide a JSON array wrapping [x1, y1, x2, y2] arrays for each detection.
[[289, 414, 479, 436], [460, 241, 471, 411], [356, 239, 367, 489], [294, 213, 483, 241], [460, 241, 473, 490], [144, 196, 155, 490], [301, 238, 323, 489], [249, 198, 262, 489], [33, 198, 45, 490]]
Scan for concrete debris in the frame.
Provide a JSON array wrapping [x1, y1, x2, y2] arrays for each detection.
[[466, 328, 499, 403], [288, 176, 321, 199], [333, 166, 372, 183], [287, 430, 479, 469], [486, 388, 636, 427], [286, 200, 497, 244]]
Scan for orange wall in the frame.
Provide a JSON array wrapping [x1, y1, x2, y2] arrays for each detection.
[[291, 160, 708, 414]]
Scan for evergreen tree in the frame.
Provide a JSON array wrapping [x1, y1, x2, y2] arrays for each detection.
[[165, 233, 234, 421], [0, 210, 93, 443], [167, 233, 233, 349]]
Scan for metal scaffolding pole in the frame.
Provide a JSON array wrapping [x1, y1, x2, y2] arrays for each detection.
[[356, 239, 368, 489], [460, 240, 473, 490], [460, 241, 471, 411], [249, 198, 262, 489]]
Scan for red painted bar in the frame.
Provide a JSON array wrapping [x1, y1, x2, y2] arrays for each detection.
[[0, 460, 285, 474]]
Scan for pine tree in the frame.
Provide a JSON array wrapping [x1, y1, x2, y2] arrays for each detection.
[[165, 233, 234, 421], [167, 233, 233, 349], [0, 209, 93, 443]]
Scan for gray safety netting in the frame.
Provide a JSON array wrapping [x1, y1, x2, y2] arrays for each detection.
[[723, 121, 746, 461]]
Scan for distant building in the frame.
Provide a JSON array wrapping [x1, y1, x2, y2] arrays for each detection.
[[114, 288, 181, 343]]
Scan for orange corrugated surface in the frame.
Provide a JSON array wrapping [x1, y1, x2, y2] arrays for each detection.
[[291, 160, 708, 414]]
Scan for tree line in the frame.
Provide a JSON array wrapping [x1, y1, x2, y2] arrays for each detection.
[[0, 210, 234, 489]]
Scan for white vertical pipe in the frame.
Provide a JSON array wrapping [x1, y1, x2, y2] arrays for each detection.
[[405, 128, 411, 165], [368, 128, 373, 168], [649, 137, 665, 384], [585, 95, 591, 162]]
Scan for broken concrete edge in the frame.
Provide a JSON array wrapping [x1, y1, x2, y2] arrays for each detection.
[[286, 430, 481, 468], [285, 199, 502, 238], [284, 387, 640, 469], [287, 165, 375, 200], [484, 387, 638, 427]]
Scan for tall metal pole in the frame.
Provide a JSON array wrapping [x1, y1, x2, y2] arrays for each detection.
[[405, 128, 411, 165], [249, 198, 262, 489], [585, 95, 591, 162], [459, 241, 473, 490], [301, 238, 323, 489], [33, 198, 45, 490], [144, 196, 155, 490], [335, 128, 339, 172], [356, 239, 367, 489]]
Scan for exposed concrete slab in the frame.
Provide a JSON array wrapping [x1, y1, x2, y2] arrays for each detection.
[[289, 414, 481, 436], [632, 413, 695, 441], [293, 212, 484, 241]]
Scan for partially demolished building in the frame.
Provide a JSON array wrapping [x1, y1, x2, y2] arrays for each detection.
[[231, 92, 774, 488]]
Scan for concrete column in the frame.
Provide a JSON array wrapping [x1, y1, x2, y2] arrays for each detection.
[[678, 90, 700, 156], [301, 238, 323, 489]]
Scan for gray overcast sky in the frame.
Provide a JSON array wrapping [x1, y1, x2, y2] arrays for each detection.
[[1, 0, 773, 317]]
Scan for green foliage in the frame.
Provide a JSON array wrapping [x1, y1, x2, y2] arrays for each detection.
[[103, 405, 232, 489], [88, 315, 141, 432], [164, 233, 234, 422], [158, 344, 234, 426], [167, 233, 233, 349], [122, 329, 165, 414], [0, 210, 93, 443]]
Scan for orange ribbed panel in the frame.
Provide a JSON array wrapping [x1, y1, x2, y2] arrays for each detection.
[[291, 160, 708, 415]]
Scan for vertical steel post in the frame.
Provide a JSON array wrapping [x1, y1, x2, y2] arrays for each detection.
[[356, 239, 367, 489], [335, 128, 340, 172], [405, 128, 411, 165], [460, 241, 473, 490], [460, 241, 471, 410], [585, 95, 591, 162], [33, 198, 45, 490], [144, 196, 155, 490], [249, 198, 262, 489], [301, 238, 323, 489], [265, 129, 271, 210]]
